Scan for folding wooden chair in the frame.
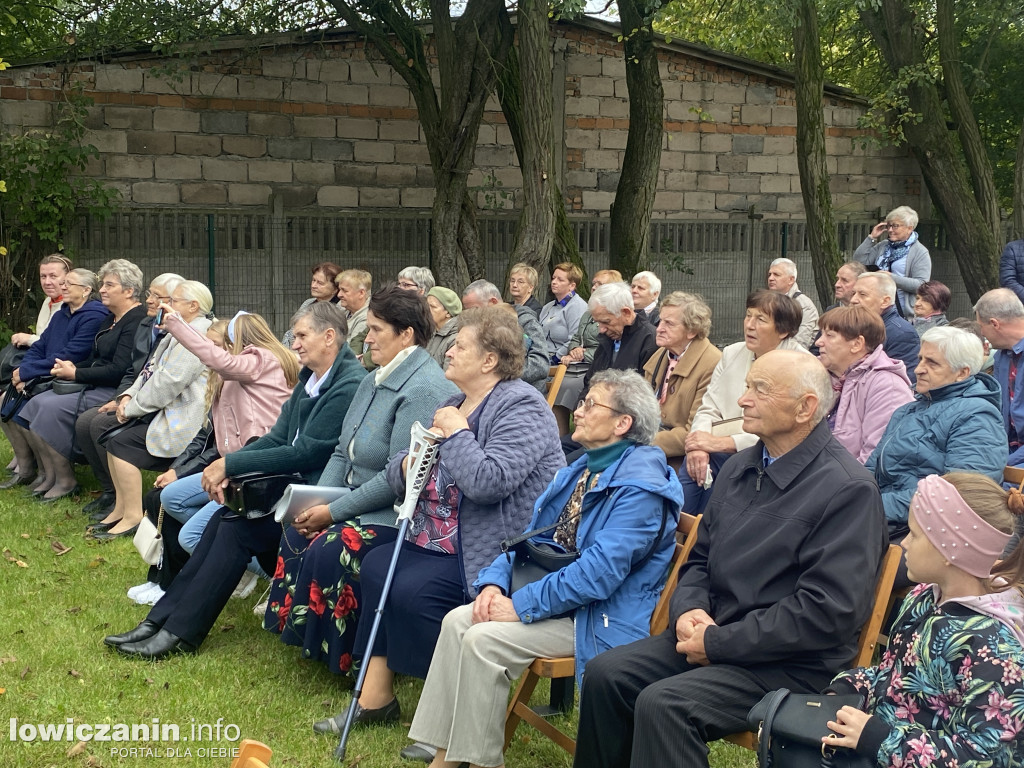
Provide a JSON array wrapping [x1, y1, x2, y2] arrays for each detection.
[[546, 364, 567, 408], [230, 739, 272, 768], [503, 512, 702, 756], [723, 542, 904, 751]]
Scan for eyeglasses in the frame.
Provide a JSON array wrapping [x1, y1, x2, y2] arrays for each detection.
[[61, 282, 87, 290], [169, 296, 191, 305], [397, 280, 419, 290], [885, 222, 909, 230], [576, 398, 623, 415], [145, 290, 170, 301], [100, 280, 123, 290]]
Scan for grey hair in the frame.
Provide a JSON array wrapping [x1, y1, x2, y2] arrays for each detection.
[[69, 268, 99, 296], [398, 266, 435, 293], [632, 270, 662, 297], [856, 272, 897, 303], [98, 259, 144, 300], [175, 280, 214, 315], [590, 369, 660, 445], [922, 326, 985, 376], [887, 205, 919, 229], [791, 357, 834, 426], [463, 279, 502, 303], [589, 282, 634, 314], [770, 258, 798, 278], [660, 291, 712, 340], [291, 300, 349, 346], [153, 273, 185, 296], [974, 288, 1024, 323]]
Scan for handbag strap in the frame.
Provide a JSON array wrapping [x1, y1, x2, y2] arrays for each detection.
[[156, 504, 165, 534], [757, 688, 791, 768]]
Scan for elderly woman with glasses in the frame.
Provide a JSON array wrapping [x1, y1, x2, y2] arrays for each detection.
[[2, 268, 109, 497], [397, 369, 682, 768], [90, 280, 215, 540], [10, 261, 147, 502], [854, 205, 932, 317]]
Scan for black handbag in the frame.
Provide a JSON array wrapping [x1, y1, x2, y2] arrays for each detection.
[[747, 688, 873, 768], [0, 343, 27, 386], [222, 471, 303, 520], [0, 376, 54, 422], [51, 380, 88, 395]]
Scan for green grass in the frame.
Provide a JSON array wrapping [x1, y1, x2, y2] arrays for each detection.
[[0, 441, 755, 768]]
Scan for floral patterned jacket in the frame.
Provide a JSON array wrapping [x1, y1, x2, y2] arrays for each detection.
[[829, 583, 1024, 768]]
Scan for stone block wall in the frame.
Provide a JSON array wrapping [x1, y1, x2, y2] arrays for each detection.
[[0, 18, 922, 219]]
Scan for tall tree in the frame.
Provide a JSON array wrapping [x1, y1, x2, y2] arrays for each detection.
[[792, 0, 842, 302], [609, 0, 664, 278], [859, 0, 1002, 299]]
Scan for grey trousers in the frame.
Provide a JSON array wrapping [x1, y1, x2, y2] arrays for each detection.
[[408, 603, 575, 768]]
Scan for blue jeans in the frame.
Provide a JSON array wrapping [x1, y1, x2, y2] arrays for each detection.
[[161, 473, 269, 579], [678, 452, 731, 514]]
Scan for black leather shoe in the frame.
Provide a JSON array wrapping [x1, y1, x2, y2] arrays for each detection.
[[312, 698, 401, 733], [39, 485, 80, 504], [115, 629, 197, 659], [91, 524, 139, 541], [399, 742, 437, 763], [104, 620, 162, 647], [83, 492, 116, 515]]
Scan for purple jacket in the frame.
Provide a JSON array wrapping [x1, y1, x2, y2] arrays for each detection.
[[832, 345, 915, 463]]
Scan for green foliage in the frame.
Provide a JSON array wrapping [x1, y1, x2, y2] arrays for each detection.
[[0, 92, 120, 330]]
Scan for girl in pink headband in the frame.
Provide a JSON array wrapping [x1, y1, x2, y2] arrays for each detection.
[[823, 472, 1024, 768]]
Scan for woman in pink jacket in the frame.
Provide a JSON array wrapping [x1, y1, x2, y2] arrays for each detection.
[[123, 310, 300, 605], [816, 305, 915, 462]]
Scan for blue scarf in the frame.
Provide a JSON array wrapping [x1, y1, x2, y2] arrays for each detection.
[[878, 230, 918, 272]]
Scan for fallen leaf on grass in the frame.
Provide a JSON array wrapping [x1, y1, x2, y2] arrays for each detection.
[[85, 757, 102, 767], [145, 678, 154, 685], [345, 755, 367, 768], [0, 687, 6, 695], [87, 556, 106, 568], [20, 665, 30, 679], [67, 606, 82, 614], [67, 740, 88, 757], [69, 669, 81, 678], [50, 539, 72, 555], [14, 560, 28, 568], [20, 533, 29, 539], [0, 655, 15, 664], [220, 624, 234, 632]]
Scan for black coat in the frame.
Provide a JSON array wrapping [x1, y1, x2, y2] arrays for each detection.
[[74, 304, 148, 388], [583, 317, 658, 391]]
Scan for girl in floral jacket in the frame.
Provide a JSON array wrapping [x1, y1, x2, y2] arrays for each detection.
[[825, 472, 1024, 768]]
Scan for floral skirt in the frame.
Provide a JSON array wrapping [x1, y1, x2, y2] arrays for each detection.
[[264, 521, 398, 674]]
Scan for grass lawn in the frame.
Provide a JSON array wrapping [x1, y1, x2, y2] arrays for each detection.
[[0, 441, 755, 768]]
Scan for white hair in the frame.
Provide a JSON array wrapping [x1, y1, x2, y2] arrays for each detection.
[[887, 206, 919, 229], [856, 272, 897, 303], [397, 266, 435, 293], [589, 282, 634, 314], [591, 369, 660, 445], [922, 326, 984, 376], [631, 271, 662, 296], [462, 279, 502, 303], [770, 258, 798, 278], [974, 288, 1024, 323]]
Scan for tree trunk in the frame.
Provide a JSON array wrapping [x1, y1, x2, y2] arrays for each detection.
[[859, 0, 1000, 300], [609, 0, 663, 279], [494, 10, 584, 294], [326, 0, 510, 293], [1014, 116, 1024, 240], [793, 0, 842, 306]]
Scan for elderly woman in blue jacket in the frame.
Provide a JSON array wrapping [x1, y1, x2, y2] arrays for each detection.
[[866, 326, 1006, 547], [399, 368, 682, 768], [310, 305, 565, 736]]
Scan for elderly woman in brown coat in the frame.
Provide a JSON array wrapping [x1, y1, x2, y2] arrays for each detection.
[[642, 292, 722, 470]]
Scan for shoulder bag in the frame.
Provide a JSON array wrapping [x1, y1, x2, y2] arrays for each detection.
[[222, 471, 304, 520], [134, 504, 164, 566], [747, 688, 874, 768]]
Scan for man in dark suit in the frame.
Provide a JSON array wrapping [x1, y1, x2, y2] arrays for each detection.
[[849, 271, 920, 385]]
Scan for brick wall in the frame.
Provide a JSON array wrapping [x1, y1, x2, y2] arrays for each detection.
[[0, 18, 922, 219]]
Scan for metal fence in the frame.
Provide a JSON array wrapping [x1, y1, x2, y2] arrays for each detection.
[[68, 210, 985, 344]]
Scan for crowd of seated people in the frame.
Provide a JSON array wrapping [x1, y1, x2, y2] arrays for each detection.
[[4, 242, 1024, 768]]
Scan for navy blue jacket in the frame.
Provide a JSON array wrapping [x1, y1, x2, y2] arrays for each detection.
[[881, 305, 920, 386], [999, 239, 1024, 304], [18, 300, 110, 381]]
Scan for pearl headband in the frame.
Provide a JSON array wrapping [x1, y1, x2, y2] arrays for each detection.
[[910, 474, 1011, 579]]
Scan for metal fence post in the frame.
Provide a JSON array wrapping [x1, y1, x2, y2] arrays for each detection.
[[206, 213, 216, 303]]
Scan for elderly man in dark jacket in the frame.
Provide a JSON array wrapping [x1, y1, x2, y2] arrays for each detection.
[[572, 349, 887, 768], [849, 271, 919, 386]]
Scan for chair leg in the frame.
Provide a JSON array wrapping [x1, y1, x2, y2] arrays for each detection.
[[504, 666, 541, 751]]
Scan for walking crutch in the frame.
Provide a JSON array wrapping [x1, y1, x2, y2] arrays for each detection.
[[334, 420, 441, 761]]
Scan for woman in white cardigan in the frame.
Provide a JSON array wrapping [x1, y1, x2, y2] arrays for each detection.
[[90, 281, 213, 540]]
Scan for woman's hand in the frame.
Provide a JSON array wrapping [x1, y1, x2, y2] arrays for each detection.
[[156, 302, 176, 327], [291, 504, 333, 539], [432, 406, 469, 438], [51, 358, 76, 380], [115, 395, 131, 424], [11, 368, 21, 387], [825, 706, 870, 749], [98, 399, 118, 414], [10, 333, 32, 348], [201, 458, 229, 503], [472, 585, 519, 623], [154, 468, 177, 489], [869, 221, 889, 241]]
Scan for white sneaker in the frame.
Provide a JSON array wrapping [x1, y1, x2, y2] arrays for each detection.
[[127, 581, 158, 601], [139, 585, 165, 606], [253, 599, 269, 618], [231, 570, 259, 599]]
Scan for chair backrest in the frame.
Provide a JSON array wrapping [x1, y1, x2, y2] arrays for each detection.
[[850, 543, 903, 668], [230, 739, 272, 768], [1004, 465, 1024, 489], [649, 512, 701, 635], [546, 364, 567, 408]]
